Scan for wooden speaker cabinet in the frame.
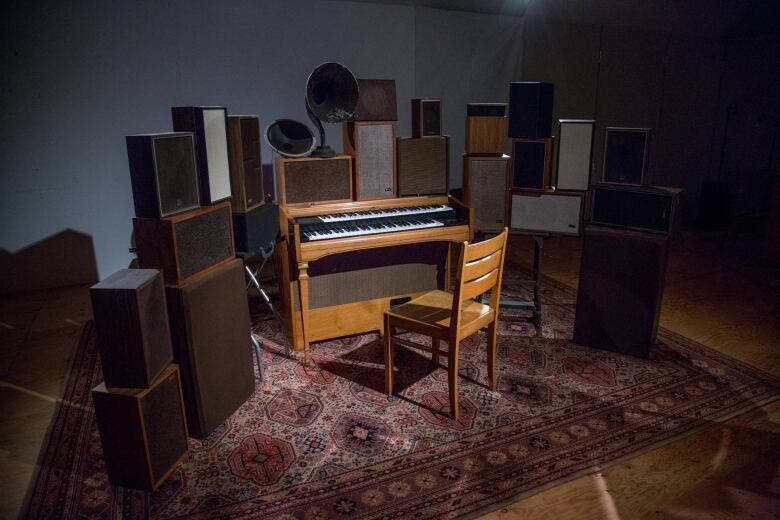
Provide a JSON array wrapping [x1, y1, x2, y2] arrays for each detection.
[[465, 103, 507, 154], [353, 79, 398, 121], [511, 138, 554, 191], [510, 190, 584, 236], [92, 364, 189, 491], [463, 154, 509, 231], [411, 99, 442, 137], [171, 106, 233, 205], [555, 119, 594, 191], [90, 269, 173, 389], [343, 121, 396, 200], [275, 155, 353, 205], [133, 202, 235, 286], [396, 136, 449, 196], [508, 81, 554, 139], [126, 133, 201, 218], [602, 127, 651, 185], [166, 258, 255, 439], [591, 184, 681, 236], [227, 115, 264, 214]]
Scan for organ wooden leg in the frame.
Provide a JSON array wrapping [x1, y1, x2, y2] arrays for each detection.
[[297, 262, 311, 366]]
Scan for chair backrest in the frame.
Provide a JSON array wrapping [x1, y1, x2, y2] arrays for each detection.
[[450, 228, 508, 334]]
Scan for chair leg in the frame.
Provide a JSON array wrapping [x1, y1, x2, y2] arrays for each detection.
[[384, 314, 394, 396], [448, 337, 460, 421], [487, 321, 498, 391], [431, 338, 441, 367]]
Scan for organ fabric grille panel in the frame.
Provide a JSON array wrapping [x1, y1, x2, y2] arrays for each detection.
[[396, 136, 449, 196], [227, 115, 264, 213], [463, 155, 509, 231], [275, 155, 353, 205], [343, 121, 396, 200]]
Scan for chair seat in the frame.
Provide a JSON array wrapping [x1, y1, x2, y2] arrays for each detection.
[[386, 290, 494, 336]]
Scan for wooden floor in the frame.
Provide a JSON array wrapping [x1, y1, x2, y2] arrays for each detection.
[[1, 230, 778, 519]]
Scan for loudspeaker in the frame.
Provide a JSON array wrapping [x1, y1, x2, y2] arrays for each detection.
[[510, 191, 583, 236], [591, 184, 681, 235], [90, 269, 173, 389], [555, 119, 594, 191], [412, 99, 442, 137], [133, 202, 234, 285], [171, 106, 232, 204], [573, 225, 669, 357], [602, 127, 650, 184], [396, 136, 449, 196], [262, 163, 275, 203], [511, 138, 554, 190], [227, 115, 264, 214], [92, 364, 189, 491], [465, 103, 508, 154], [508, 82, 554, 139], [264, 119, 316, 158], [126, 133, 200, 218], [353, 79, 397, 121], [343, 121, 396, 200], [233, 202, 280, 255], [463, 154, 509, 231], [166, 259, 255, 439], [274, 155, 353, 205]]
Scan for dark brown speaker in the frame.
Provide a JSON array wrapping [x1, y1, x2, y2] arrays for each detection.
[[573, 225, 669, 357], [396, 136, 449, 196], [90, 269, 173, 389], [353, 79, 397, 121], [343, 121, 396, 200], [91, 364, 189, 491], [171, 106, 233, 205], [591, 184, 681, 235], [126, 133, 200, 218], [412, 99, 442, 137], [233, 202, 279, 255], [165, 259, 255, 439], [465, 103, 507, 154], [508, 82, 554, 139], [227, 115, 264, 214], [463, 154, 509, 231], [275, 155, 353, 205], [511, 138, 553, 191], [602, 127, 651, 184], [133, 202, 235, 286]]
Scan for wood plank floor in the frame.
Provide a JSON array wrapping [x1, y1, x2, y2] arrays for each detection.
[[0, 230, 778, 519]]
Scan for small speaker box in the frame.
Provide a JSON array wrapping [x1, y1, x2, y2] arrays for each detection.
[[343, 121, 396, 200], [396, 136, 449, 196], [90, 269, 173, 389], [510, 190, 583, 236], [126, 133, 200, 218], [465, 103, 507, 154], [602, 127, 651, 184], [508, 82, 554, 139], [353, 79, 397, 121], [463, 154, 509, 231], [92, 364, 189, 491], [233, 202, 280, 255], [591, 183, 681, 235], [412, 99, 442, 137], [511, 138, 554, 190], [133, 201, 235, 286], [555, 119, 594, 191], [275, 155, 353, 205], [227, 115, 264, 213], [171, 106, 233, 205]]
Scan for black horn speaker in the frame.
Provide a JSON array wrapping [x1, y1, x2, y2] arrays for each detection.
[[305, 62, 359, 158], [265, 119, 315, 158]]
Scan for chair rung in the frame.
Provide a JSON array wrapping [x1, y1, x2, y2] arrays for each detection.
[[390, 335, 436, 353]]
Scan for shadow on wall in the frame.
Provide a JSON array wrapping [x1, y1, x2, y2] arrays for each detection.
[[0, 229, 98, 295]]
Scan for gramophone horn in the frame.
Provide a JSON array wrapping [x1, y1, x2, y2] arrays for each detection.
[[306, 62, 359, 123], [265, 119, 316, 158]]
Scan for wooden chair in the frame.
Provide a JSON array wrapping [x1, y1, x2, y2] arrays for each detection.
[[383, 228, 508, 420]]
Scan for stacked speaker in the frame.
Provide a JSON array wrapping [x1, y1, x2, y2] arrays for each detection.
[[398, 99, 449, 196]]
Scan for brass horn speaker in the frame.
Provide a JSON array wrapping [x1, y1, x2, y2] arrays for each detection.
[[265, 119, 316, 157], [305, 62, 359, 157]]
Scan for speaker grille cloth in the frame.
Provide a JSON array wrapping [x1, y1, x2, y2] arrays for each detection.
[[153, 136, 199, 216], [202, 109, 232, 201], [240, 118, 263, 207], [592, 188, 672, 233], [422, 102, 441, 135], [174, 206, 233, 278], [141, 371, 187, 482], [603, 130, 647, 184], [397, 138, 447, 195], [557, 122, 593, 190], [510, 193, 581, 235], [284, 159, 351, 203], [469, 159, 507, 229], [358, 124, 394, 198], [354, 80, 397, 121], [512, 141, 546, 189]]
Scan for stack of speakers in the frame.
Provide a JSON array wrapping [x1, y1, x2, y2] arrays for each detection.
[[126, 106, 255, 441], [401, 98, 449, 196]]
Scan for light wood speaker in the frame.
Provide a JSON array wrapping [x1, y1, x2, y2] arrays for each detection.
[[396, 136, 449, 196], [465, 103, 507, 154], [275, 155, 353, 205], [343, 121, 396, 200], [463, 154, 509, 231]]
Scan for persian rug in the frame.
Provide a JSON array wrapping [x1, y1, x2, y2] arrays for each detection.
[[25, 266, 780, 519]]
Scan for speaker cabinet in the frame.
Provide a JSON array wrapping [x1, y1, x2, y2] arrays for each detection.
[[166, 259, 255, 439], [573, 225, 669, 357], [353, 79, 397, 121], [90, 269, 173, 389], [275, 155, 353, 205], [133, 202, 234, 286], [602, 127, 650, 184], [511, 138, 554, 190], [465, 103, 508, 154], [508, 82, 554, 139], [510, 190, 583, 236], [262, 163, 276, 203], [412, 99, 442, 137], [396, 136, 449, 196], [171, 106, 232, 205], [227, 115, 264, 214], [555, 119, 594, 191], [343, 121, 396, 200], [92, 364, 189, 491], [463, 154, 509, 231], [233, 202, 280, 255], [126, 133, 200, 218], [591, 184, 681, 235]]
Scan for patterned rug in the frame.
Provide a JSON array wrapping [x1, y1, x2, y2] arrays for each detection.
[[25, 265, 780, 519]]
